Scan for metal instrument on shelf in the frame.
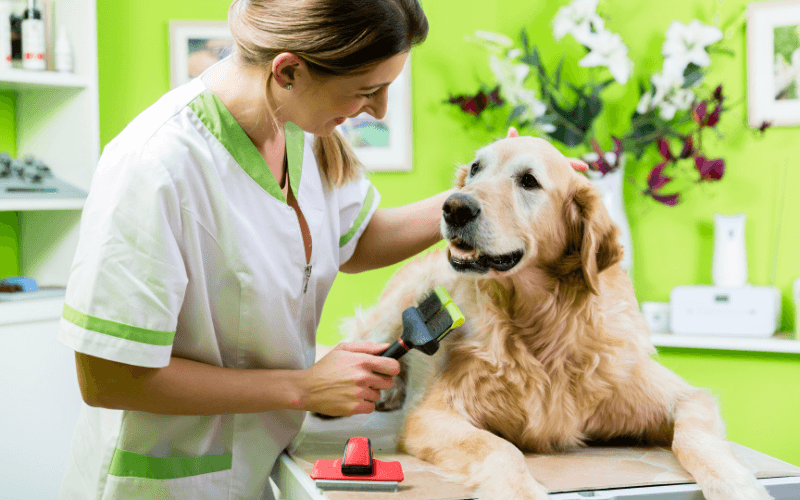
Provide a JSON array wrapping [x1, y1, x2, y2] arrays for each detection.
[[0, 152, 87, 199]]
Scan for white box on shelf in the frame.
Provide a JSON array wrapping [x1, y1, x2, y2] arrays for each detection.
[[670, 285, 781, 337]]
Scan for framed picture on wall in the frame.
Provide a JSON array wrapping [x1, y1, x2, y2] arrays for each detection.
[[169, 21, 234, 89], [337, 57, 413, 171], [747, 0, 800, 127]]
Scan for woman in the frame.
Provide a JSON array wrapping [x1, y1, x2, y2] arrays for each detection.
[[57, 1, 438, 498]]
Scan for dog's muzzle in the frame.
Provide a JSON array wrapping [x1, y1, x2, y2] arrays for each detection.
[[443, 193, 524, 274]]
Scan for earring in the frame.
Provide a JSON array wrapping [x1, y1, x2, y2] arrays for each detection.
[[285, 83, 293, 90]]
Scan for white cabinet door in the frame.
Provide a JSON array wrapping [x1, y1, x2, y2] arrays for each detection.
[[0, 313, 83, 500]]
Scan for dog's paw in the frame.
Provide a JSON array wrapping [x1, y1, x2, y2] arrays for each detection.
[[700, 473, 773, 500]]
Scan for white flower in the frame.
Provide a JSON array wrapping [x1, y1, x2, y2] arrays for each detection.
[[637, 91, 653, 114], [553, 0, 603, 44], [650, 68, 683, 107], [466, 30, 514, 54], [583, 152, 601, 162], [603, 151, 618, 165], [488, 54, 529, 90], [578, 30, 633, 84], [668, 88, 695, 111], [662, 20, 723, 69], [658, 101, 678, 120]]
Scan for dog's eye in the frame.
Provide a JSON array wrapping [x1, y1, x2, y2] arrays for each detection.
[[519, 172, 541, 190], [469, 161, 480, 177]]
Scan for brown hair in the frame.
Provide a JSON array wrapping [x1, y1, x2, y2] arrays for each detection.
[[227, 0, 428, 188]]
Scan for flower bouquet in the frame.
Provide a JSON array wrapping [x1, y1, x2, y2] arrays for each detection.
[[447, 0, 768, 206]]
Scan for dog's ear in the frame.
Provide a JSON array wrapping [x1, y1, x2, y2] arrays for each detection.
[[561, 183, 624, 294]]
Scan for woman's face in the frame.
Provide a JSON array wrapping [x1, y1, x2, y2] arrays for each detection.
[[289, 52, 409, 136]]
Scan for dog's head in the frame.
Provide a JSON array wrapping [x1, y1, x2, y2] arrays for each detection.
[[442, 130, 623, 294]]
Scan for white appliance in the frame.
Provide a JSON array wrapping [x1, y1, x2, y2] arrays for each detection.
[[670, 285, 781, 337], [711, 213, 748, 287]]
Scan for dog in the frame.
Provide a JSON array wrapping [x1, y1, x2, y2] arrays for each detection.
[[336, 128, 772, 500]]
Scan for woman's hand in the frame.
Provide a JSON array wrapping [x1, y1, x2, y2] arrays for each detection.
[[297, 342, 401, 417]]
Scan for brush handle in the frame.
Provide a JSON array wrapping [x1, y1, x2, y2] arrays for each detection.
[[380, 340, 410, 359]]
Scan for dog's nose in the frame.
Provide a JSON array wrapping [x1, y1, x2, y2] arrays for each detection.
[[443, 193, 481, 227]]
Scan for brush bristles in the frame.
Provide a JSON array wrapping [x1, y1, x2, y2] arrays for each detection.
[[417, 289, 443, 321]]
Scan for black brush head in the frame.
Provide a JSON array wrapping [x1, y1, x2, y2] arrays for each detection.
[[425, 308, 454, 339], [417, 289, 444, 321]]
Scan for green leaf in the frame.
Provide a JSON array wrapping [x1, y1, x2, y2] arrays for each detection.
[[555, 58, 565, 90], [507, 105, 527, 124]]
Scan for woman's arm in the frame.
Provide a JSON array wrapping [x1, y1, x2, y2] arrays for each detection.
[[75, 341, 400, 416], [340, 189, 455, 274]]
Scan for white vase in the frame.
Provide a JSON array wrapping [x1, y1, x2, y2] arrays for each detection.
[[587, 157, 633, 272], [712, 213, 748, 287]]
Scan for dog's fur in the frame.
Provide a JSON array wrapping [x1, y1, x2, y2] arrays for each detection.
[[339, 132, 772, 500]]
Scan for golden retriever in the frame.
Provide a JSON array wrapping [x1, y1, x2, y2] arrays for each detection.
[[338, 129, 772, 500]]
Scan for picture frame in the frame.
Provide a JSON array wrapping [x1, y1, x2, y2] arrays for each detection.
[[747, 0, 800, 127], [169, 21, 234, 89], [337, 57, 413, 171]]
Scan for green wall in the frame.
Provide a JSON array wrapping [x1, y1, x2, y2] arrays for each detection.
[[1, 0, 797, 467], [0, 91, 19, 279]]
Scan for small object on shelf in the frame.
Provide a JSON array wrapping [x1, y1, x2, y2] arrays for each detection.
[[54, 24, 72, 73], [0, 1, 11, 70], [0, 276, 38, 292], [712, 213, 748, 287], [794, 278, 800, 340], [641, 301, 670, 333], [670, 285, 781, 338], [0, 152, 88, 199], [21, 0, 44, 71]]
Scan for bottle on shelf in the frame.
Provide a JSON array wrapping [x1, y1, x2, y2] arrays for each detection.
[[55, 25, 72, 73], [0, 1, 11, 70], [21, 0, 45, 71]]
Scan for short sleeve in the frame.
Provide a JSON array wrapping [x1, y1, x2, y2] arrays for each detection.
[[336, 177, 381, 266], [57, 145, 188, 368]]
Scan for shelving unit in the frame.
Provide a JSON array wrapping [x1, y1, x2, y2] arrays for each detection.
[[2, 0, 99, 287], [651, 332, 800, 354]]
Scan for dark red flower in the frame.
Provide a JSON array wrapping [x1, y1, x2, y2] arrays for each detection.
[[649, 192, 681, 206], [657, 137, 673, 161], [692, 101, 707, 126], [713, 85, 724, 103], [679, 136, 694, 159], [647, 161, 672, 191], [695, 156, 725, 181], [448, 91, 489, 116], [488, 86, 504, 107], [588, 136, 624, 174], [706, 105, 721, 127]]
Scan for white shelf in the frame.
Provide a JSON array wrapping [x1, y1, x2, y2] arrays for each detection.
[[0, 292, 64, 326], [651, 332, 800, 354], [0, 69, 90, 91], [0, 197, 85, 211]]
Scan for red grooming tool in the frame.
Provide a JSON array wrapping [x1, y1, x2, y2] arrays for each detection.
[[310, 437, 404, 492]]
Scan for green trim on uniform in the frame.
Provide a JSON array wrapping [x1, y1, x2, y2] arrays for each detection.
[[62, 304, 176, 347], [285, 121, 304, 192], [108, 448, 232, 480], [339, 184, 376, 248], [188, 90, 304, 204]]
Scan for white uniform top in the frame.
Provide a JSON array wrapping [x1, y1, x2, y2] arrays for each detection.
[[57, 76, 380, 500]]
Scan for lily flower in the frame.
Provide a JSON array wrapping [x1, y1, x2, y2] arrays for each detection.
[[695, 156, 724, 181], [553, 0, 603, 44], [662, 20, 723, 70], [579, 30, 633, 84]]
